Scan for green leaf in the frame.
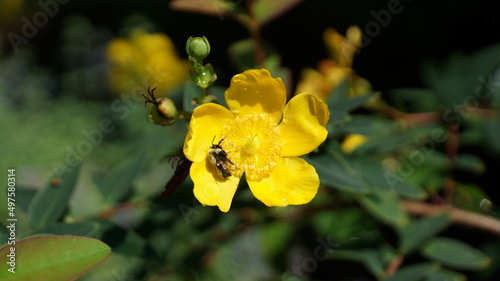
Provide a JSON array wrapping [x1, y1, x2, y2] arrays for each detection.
[[208, 85, 228, 109], [421, 237, 491, 270], [420, 44, 500, 107], [422, 268, 466, 281], [311, 208, 377, 243], [253, 0, 304, 24], [383, 262, 440, 281], [111, 230, 149, 256], [328, 110, 351, 126], [397, 214, 451, 254], [0, 224, 8, 246], [31, 222, 100, 237], [336, 92, 380, 112], [228, 39, 258, 70], [455, 153, 485, 174], [354, 131, 419, 154], [0, 235, 110, 281], [227, 39, 289, 80], [97, 150, 145, 205], [28, 163, 81, 228], [328, 247, 392, 279], [182, 81, 201, 112], [356, 189, 409, 228], [13, 188, 37, 214], [452, 182, 492, 213], [258, 223, 294, 258], [327, 79, 380, 112], [485, 119, 500, 155], [342, 114, 395, 135], [388, 88, 440, 112], [327, 79, 349, 106], [306, 154, 372, 194], [362, 249, 386, 279], [77, 252, 144, 281], [349, 156, 427, 199]]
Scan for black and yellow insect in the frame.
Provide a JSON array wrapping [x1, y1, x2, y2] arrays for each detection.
[[208, 136, 234, 178]]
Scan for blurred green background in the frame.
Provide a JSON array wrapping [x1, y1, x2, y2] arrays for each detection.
[[1, 0, 500, 280]]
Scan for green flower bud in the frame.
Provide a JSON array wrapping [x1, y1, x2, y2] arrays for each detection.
[[186, 36, 211, 62], [142, 86, 178, 126], [149, 97, 178, 126]]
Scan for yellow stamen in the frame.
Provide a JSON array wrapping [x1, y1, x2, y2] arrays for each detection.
[[220, 114, 282, 181]]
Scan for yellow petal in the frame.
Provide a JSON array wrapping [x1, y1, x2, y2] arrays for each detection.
[[323, 27, 359, 68], [341, 134, 368, 154], [323, 65, 351, 91], [346, 25, 362, 48], [183, 103, 234, 163], [279, 93, 329, 157], [351, 75, 373, 96], [323, 28, 344, 64], [225, 69, 286, 124], [295, 68, 329, 101], [191, 157, 241, 212], [248, 157, 319, 207], [106, 38, 133, 65]]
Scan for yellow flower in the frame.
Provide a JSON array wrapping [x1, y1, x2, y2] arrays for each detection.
[[295, 60, 352, 101], [0, 0, 23, 26], [106, 28, 189, 96], [323, 26, 362, 69], [341, 134, 368, 154], [183, 69, 330, 212], [295, 26, 375, 105]]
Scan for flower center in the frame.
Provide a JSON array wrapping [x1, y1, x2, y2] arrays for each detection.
[[220, 113, 282, 181], [242, 135, 260, 154]]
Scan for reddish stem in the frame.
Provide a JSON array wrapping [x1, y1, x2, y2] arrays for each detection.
[[385, 253, 404, 278], [444, 125, 460, 202], [246, 0, 266, 67], [402, 200, 500, 236]]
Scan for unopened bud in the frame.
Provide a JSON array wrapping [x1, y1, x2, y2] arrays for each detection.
[[186, 36, 211, 62], [142, 86, 178, 126], [149, 97, 178, 126]]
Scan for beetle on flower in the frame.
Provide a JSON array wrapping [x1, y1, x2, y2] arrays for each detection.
[[183, 69, 330, 212]]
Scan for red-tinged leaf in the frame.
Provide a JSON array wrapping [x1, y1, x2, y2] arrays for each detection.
[[253, 0, 304, 25], [0, 235, 110, 281], [170, 0, 238, 19], [162, 154, 192, 198]]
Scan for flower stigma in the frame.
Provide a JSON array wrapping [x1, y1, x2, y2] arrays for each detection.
[[243, 134, 260, 154], [220, 113, 283, 181]]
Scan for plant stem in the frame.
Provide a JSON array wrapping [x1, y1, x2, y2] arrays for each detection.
[[246, 0, 266, 67], [178, 110, 192, 123], [385, 253, 404, 278], [402, 200, 500, 236], [444, 125, 460, 203], [201, 87, 207, 101], [250, 22, 265, 68]]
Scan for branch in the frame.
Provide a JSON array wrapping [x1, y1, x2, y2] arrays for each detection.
[[246, 0, 266, 68], [402, 200, 500, 236], [443, 125, 460, 202], [385, 253, 404, 278]]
